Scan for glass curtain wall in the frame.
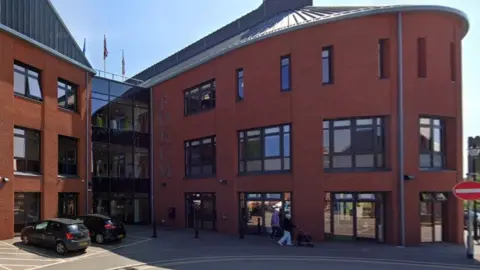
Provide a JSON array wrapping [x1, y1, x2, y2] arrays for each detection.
[[91, 77, 151, 224]]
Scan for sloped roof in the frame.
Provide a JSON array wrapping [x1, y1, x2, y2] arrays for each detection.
[[138, 4, 469, 88], [0, 0, 95, 73]]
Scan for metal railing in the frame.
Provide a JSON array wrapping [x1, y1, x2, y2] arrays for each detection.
[[95, 69, 144, 86]]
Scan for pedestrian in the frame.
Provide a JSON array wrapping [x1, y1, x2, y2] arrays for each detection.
[[278, 213, 294, 246], [270, 208, 280, 239]]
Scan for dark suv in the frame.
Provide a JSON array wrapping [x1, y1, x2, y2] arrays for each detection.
[[76, 214, 126, 244], [20, 218, 91, 255]]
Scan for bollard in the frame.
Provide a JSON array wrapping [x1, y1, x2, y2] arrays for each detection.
[[257, 217, 261, 234]]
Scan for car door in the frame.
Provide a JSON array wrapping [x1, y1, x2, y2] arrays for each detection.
[[44, 222, 61, 247], [30, 221, 49, 245]]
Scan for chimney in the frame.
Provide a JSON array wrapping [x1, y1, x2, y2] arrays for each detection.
[[261, 0, 313, 17]]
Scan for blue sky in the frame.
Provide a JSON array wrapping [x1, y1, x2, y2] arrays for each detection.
[[51, 0, 478, 174]]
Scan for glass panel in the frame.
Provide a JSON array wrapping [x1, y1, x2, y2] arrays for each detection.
[[333, 129, 351, 153], [355, 154, 374, 167], [110, 81, 133, 97], [66, 91, 76, 110], [27, 77, 42, 99], [247, 200, 264, 233], [322, 58, 330, 83], [281, 64, 290, 90], [93, 143, 109, 177], [334, 120, 350, 127], [57, 88, 66, 107], [420, 154, 432, 168], [433, 127, 441, 152], [433, 154, 443, 168], [356, 119, 373, 125], [265, 127, 280, 134], [419, 127, 432, 152], [356, 202, 376, 239], [246, 160, 262, 172], [14, 71, 26, 95], [419, 118, 431, 125], [283, 125, 290, 132], [323, 129, 329, 155], [109, 144, 133, 178], [324, 193, 331, 234], [264, 135, 280, 157], [134, 149, 149, 179], [247, 130, 261, 136], [264, 158, 281, 171], [110, 103, 133, 131], [333, 201, 354, 237], [14, 135, 26, 158], [420, 202, 434, 243], [354, 126, 374, 152], [332, 155, 352, 168], [283, 133, 290, 157], [134, 107, 149, 133], [245, 137, 261, 160]]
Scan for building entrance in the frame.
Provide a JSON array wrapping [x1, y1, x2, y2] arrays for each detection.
[[14, 193, 41, 233], [324, 192, 385, 242], [420, 192, 448, 243], [185, 193, 216, 231], [239, 192, 292, 235], [58, 193, 78, 218]]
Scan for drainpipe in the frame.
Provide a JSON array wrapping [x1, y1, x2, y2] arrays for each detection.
[[397, 12, 406, 247], [85, 71, 90, 214], [149, 87, 157, 238]]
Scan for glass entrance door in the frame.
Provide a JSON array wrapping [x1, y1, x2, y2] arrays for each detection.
[[58, 193, 78, 218], [185, 193, 217, 231], [14, 193, 41, 233], [420, 192, 447, 243], [332, 200, 354, 240]]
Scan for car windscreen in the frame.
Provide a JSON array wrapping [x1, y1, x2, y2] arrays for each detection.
[[68, 224, 88, 233]]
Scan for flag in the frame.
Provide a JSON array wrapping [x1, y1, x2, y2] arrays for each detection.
[[122, 50, 125, 77], [82, 38, 86, 55], [103, 35, 108, 60]]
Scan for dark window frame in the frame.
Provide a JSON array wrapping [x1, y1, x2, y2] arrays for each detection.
[[13, 61, 43, 101], [419, 117, 445, 169], [417, 37, 427, 78], [57, 78, 78, 112], [322, 46, 334, 84], [14, 126, 41, 174], [280, 55, 291, 91], [378, 39, 389, 79], [184, 135, 216, 178], [323, 117, 385, 171], [58, 135, 78, 176], [184, 79, 216, 116], [238, 124, 291, 175], [236, 68, 244, 101]]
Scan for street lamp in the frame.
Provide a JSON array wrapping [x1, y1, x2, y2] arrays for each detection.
[[467, 146, 480, 259]]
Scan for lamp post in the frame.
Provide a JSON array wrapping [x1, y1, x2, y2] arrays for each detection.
[[467, 146, 480, 259]]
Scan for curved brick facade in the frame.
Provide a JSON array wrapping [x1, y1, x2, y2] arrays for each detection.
[[152, 11, 465, 246]]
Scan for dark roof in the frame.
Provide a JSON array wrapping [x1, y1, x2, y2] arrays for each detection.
[[135, 2, 468, 88], [0, 0, 94, 73], [46, 218, 83, 225], [83, 213, 111, 220]]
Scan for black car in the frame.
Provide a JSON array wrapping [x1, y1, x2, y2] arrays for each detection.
[[76, 214, 126, 244], [20, 218, 91, 255]]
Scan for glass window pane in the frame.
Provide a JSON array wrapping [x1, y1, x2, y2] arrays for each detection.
[[247, 130, 260, 136], [284, 158, 291, 170], [14, 64, 25, 72], [355, 154, 374, 167], [419, 127, 432, 152], [420, 118, 431, 125], [57, 88, 66, 107], [14, 136, 26, 158], [354, 126, 374, 152], [27, 77, 42, 99], [333, 129, 351, 153], [265, 127, 280, 134], [246, 137, 262, 159], [322, 50, 329, 58], [323, 156, 330, 169], [433, 154, 443, 168], [433, 128, 441, 152], [246, 160, 262, 172], [14, 71, 26, 95], [264, 135, 280, 157], [283, 133, 290, 157], [264, 158, 281, 171], [66, 91, 76, 110], [420, 154, 432, 168], [281, 66, 290, 90], [333, 120, 350, 127], [323, 130, 329, 155], [356, 119, 373, 125], [283, 125, 290, 132], [322, 58, 330, 83], [332, 155, 352, 168]]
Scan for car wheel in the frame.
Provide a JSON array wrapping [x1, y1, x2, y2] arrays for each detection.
[[21, 234, 30, 245], [95, 233, 104, 244], [55, 242, 67, 255], [79, 248, 87, 253]]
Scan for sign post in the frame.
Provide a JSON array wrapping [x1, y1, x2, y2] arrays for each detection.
[[453, 181, 480, 259]]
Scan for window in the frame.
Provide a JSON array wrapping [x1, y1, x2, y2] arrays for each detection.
[[281, 56, 291, 91], [13, 62, 43, 100], [322, 46, 333, 84], [57, 79, 77, 111], [14, 127, 41, 174], [184, 80, 216, 116], [185, 136, 216, 178], [58, 136, 78, 176], [419, 117, 445, 169], [236, 69, 244, 100], [450, 42, 456, 82], [238, 124, 291, 173], [378, 39, 389, 79], [323, 117, 385, 170], [417, 38, 427, 78]]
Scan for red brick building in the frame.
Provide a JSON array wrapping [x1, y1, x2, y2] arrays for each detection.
[[138, 0, 470, 246], [0, 0, 94, 240]]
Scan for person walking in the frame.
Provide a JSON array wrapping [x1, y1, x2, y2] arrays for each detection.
[[270, 208, 280, 239], [278, 213, 294, 246]]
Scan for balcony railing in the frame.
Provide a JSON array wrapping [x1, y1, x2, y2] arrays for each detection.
[[95, 69, 144, 86]]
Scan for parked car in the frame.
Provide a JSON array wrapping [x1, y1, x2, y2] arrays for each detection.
[[20, 218, 91, 255], [75, 214, 126, 244], [463, 211, 480, 229]]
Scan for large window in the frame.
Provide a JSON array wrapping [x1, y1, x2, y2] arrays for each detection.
[[322, 46, 333, 84], [185, 136, 216, 178], [184, 80, 216, 116], [14, 62, 43, 101], [281, 55, 291, 91], [57, 79, 77, 111], [58, 136, 78, 176], [323, 117, 385, 170], [236, 69, 244, 101], [238, 124, 291, 173], [419, 117, 444, 169], [14, 127, 41, 174]]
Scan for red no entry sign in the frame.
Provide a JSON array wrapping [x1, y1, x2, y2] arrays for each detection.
[[452, 181, 480, 201]]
